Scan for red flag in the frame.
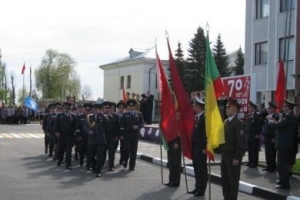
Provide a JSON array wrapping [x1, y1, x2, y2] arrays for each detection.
[[275, 59, 286, 111], [167, 38, 194, 159], [122, 87, 128, 103], [21, 63, 26, 74], [155, 47, 178, 142]]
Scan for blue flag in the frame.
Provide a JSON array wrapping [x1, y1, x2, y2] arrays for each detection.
[[24, 96, 38, 111]]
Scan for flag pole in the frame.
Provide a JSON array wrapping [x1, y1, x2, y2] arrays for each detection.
[[180, 134, 189, 193], [23, 72, 25, 102], [165, 31, 189, 193], [205, 22, 212, 200], [157, 92, 164, 184], [155, 41, 164, 185]]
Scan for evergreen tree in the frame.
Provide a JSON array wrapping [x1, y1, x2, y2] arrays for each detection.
[[185, 26, 206, 93], [213, 34, 230, 77], [232, 46, 244, 75], [172, 41, 186, 87]]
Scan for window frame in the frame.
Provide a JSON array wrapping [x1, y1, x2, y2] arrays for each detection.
[[126, 75, 131, 89], [279, 36, 295, 61], [255, 0, 269, 19], [280, 0, 295, 12], [120, 76, 124, 89], [255, 41, 268, 65]]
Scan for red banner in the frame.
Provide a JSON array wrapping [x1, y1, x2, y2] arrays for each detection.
[[222, 75, 251, 115]]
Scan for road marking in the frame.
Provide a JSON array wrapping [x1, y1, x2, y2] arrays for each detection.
[[18, 133, 31, 138], [0, 133, 44, 139], [36, 134, 45, 138], [27, 133, 41, 138], [1, 133, 14, 138], [10, 133, 23, 138]]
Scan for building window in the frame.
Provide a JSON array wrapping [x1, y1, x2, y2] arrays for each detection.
[[255, 0, 269, 19], [279, 36, 295, 61], [155, 74, 158, 89], [120, 76, 124, 89], [280, 0, 295, 12], [126, 75, 131, 88], [255, 41, 268, 65]]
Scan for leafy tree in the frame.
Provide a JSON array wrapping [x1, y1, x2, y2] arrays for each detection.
[[82, 85, 93, 100], [17, 87, 28, 105], [213, 34, 231, 77], [185, 26, 206, 93], [232, 46, 244, 75], [35, 49, 81, 100]]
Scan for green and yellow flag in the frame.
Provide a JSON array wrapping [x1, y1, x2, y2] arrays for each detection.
[[204, 38, 226, 161]]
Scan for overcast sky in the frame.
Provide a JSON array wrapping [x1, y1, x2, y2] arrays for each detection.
[[0, 0, 246, 100]]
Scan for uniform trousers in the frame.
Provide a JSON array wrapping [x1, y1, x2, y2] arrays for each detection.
[[221, 153, 241, 200]]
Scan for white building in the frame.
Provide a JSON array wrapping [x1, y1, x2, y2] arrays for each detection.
[[99, 47, 170, 120], [245, 0, 299, 109]]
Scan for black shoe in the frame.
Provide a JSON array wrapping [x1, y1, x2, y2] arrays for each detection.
[[244, 162, 251, 166], [194, 191, 204, 196], [96, 173, 101, 178], [57, 161, 61, 167], [123, 161, 128, 169], [275, 184, 290, 189], [249, 164, 257, 168], [66, 166, 72, 170], [267, 169, 276, 172], [262, 167, 268, 171], [109, 168, 114, 171], [129, 167, 134, 171], [276, 180, 282, 184], [187, 188, 197, 194], [164, 182, 171, 186], [119, 160, 124, 165], [168, 183, 179, 187]]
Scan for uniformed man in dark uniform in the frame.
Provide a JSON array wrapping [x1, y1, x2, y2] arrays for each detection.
[[116, 100, 126, 165], [108, 101, 121, 170], [84, 103, 107, 178], [269, 99, 298, 189], [120, 99, 144, 170], [187, 97, 207, 196], [245, 101, 262, 168], [42, 106, 51, 155], [75, 104, 88, 166], [101, 101, 120, 171], [84, 103, 97, 172], [55, 102, 76, 170], [45, 104, 56, 158], [220, 98, 246, 200], [52, 103, 63, 161], [262, 102, 279, 172]]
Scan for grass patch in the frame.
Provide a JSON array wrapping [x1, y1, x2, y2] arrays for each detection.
[[292, 159, 300, 172]]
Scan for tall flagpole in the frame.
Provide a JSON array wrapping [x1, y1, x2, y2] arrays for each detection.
[[155, 41, 164, 184], [205, 22, 212, 200], [23, 68, 25, 102]]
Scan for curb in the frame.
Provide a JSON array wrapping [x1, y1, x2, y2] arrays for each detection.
[[134, 152, 300, 200]]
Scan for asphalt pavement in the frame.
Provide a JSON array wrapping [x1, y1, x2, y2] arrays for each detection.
[[0, 126, 260, 200], [135, 140, 300, 200]]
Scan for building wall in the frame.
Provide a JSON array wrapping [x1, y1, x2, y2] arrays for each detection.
[[102, 59, 169, 103], [245, 0, 298, 107]]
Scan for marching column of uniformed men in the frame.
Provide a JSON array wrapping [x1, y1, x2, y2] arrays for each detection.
[[41, 96, 298, 194], [41, 99, 145, 177]]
